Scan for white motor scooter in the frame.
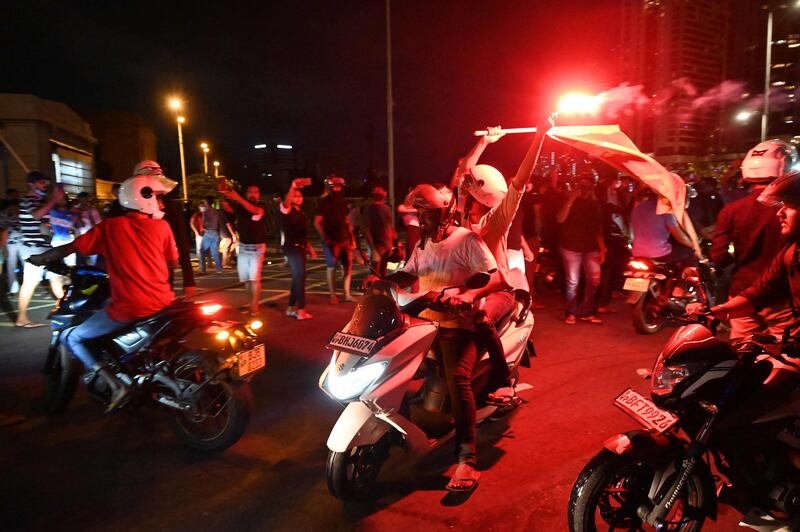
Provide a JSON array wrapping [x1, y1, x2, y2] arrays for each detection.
[[319, 273, 535, 500]]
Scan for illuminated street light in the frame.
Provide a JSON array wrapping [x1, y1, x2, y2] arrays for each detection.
[[557, 92, 604, 115], [213, 160, 220, 177], [735, 110, 753, 122], [169, 97, 182, 111], [166, 96, 188, 201], [254, 144, 267, 149], [200, 142, 210, 174], [276, 144, 293, 150]]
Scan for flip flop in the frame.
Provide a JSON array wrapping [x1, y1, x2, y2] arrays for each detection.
[[16, 322, 45, 328], [579, 316, 603, 324], [489, 396, 524, 421], [486, 385, 515, 406], [446, 463, 480, 492]]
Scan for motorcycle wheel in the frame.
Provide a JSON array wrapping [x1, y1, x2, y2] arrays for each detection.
[[632, 287, 664, 335], [568, 448, 707, 532], [171, 353, 252, 452], [42, 344, 81, 415], [326, 434, 390, 500]]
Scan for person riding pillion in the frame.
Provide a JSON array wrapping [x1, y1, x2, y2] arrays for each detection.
[[28, 173, 180, 411], [450, 124, 547, 404], [368, 183, 506, 492], [689, 169, 800, 325]]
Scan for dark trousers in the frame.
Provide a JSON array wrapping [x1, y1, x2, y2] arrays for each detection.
[[285, 244, 307, 309], [477, 290, 515, 388], [438, 328, 479, 464]]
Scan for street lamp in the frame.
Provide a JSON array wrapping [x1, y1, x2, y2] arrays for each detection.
[[213, 160, 220, 177], [735, 110, 754, 123], [167, 96, 188, 200], [200, 142, 209, 174]]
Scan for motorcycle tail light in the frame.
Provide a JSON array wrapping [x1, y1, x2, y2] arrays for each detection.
[[651, 359, 690, 397], [248, 319, 263, 331]]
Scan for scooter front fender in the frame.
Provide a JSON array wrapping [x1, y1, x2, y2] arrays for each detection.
[[327, 401, 390, 453]]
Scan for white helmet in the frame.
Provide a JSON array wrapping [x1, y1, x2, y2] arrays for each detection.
[[462, 164, 507, 209], [741, 139, 798, 183], [118, 174, 177, 219]]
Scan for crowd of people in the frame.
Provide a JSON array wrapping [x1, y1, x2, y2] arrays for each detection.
[[1, 131, 798, 490]]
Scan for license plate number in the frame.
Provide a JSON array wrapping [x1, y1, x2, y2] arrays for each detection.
[[327, 332, 376, 355], [237, 344, 266, 377], [623, 277, 651, 292], [614, 388, 678, 433]]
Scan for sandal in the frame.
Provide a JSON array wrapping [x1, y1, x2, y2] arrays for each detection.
[[446, 462, 480, 492], [15, 321, 45, 328], [564, 315, 577, 325], [486, 385, 515, 406], [579, 315, 603, 324]]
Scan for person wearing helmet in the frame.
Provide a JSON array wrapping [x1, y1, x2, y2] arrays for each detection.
[[710, 140, 798, 339], [376, 182, 505, 491], [314, 175, 357, 304], [690, 169, 800, 324], [450, 124, 549, 404], [27, 173, 180, 411]]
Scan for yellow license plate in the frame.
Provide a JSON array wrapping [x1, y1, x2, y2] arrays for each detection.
[[238, 344, 266, 377]]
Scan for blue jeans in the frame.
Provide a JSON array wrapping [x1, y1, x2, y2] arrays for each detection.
[[559, 247, 602, 317], [64, 309, 133, 369], [284, 244, 307, 309], [200, 232, 222, 273]]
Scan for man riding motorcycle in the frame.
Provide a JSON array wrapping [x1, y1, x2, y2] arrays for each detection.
[[28, 173, 180, 411], [367, 183, 505, 491], [710, 140, 797, 339], [690, 169, 800, 324], [450, 125, 545, 404]]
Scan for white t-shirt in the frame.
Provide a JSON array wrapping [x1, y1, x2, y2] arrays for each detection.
[[464, 182, 523, 283], [402, 226, 497, 329]]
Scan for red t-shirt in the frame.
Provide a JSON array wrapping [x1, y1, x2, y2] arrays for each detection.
[[74, 213, 179, 321]]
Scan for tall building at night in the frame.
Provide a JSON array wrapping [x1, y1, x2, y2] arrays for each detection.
[[620, 0, 800, 161], [620, 0, 729, 163]]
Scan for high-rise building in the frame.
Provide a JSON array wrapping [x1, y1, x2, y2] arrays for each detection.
[[619, 0, 730, 163]]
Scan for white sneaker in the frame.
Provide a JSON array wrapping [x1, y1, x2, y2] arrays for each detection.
[[286, 309, 298, 318]]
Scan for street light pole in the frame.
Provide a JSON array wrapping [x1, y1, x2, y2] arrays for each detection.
[[201, 143, 209, 174], [386, 0, 396, 220], [177, 116, 187, 201], [761, 8, 774, 142], [213, 161, 220, 177]]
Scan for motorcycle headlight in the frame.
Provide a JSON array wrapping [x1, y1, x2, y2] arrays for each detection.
[[651, 360, 690, 397], [327, 356, 388, 401]]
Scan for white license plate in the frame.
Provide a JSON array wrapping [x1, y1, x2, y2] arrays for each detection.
[[237, 344, 266, 377], [614, 388, 678, 433], [327, 332, 376, 355], [623, 277, 651, 292]]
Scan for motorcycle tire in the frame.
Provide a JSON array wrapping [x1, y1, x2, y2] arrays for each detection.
[[171, 352, 252, 453], [632, 288, 665, 335], [568, 448, 707, 532], [42, 344, 81, 415], [326, 434, 391, 500]]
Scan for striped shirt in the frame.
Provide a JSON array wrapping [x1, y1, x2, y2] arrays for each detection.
[[19, 193, 50, 248]]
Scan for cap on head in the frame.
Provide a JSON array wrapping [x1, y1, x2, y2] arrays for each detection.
[[133, 160, 165, 177], [758, 170, 800, 208], [26, 171, 49, 184], [324, 175, 346, 188], [742, 139, 798, 183]]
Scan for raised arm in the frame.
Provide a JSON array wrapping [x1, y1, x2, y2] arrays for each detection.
[[449, 126, 505, 189], [223, 189, 263, 217]]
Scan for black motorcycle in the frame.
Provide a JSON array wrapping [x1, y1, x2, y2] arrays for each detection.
[[42, 261, 266, 452], [623, 257, 719, 335], [569, 267, 800, 531]]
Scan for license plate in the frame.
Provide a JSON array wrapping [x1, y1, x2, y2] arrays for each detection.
[[623, 277, 651, 292], [327, 332, 376, 355], [614, 388, 678, 433], [237, 344, 266, 377]]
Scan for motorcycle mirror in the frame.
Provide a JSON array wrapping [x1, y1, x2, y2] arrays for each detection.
[[463, 272, 490, 290]]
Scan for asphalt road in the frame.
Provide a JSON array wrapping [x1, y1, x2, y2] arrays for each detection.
[[0, 253, 744, 531]]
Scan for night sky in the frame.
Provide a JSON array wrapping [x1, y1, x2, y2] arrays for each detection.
[[3, 0, 620, 189]]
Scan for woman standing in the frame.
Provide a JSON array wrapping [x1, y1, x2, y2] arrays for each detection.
[[281, 178, 317, 320]]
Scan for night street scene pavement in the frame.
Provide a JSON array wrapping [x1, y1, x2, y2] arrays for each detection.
[[2, 1, 800, 531]]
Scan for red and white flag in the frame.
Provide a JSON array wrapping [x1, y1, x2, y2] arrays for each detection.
[[546, 125, 701, 257]]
